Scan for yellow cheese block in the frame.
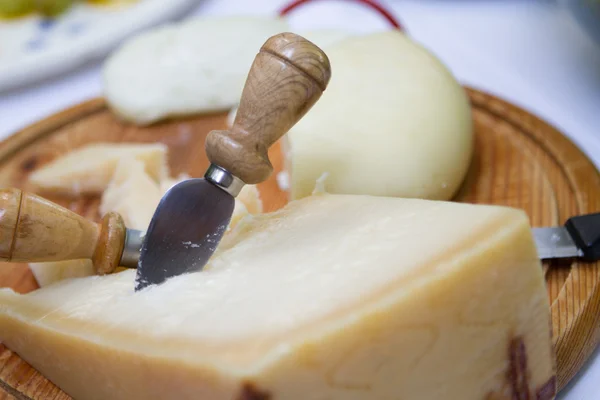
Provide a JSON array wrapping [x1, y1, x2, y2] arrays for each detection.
[[1, 194, 555, 399], [28, 143, 169, 195]]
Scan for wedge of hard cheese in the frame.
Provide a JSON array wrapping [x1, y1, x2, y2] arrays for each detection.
[[100, 158, 164, 231], [28, 143, 168, 195], [0, 194, 555, 400]]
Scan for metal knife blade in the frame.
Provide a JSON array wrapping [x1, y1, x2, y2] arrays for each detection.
[[533, 212, 600, 261], [533, 227, 583, 259], [134, 178, 235, 291]]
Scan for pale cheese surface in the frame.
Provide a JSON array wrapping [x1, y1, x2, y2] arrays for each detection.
[[283, 30, 474, 201], [1, 194, 554, 399], [103, 15, 289, 124], [6, 195, 537, 354], [28, 142, 168, 195]]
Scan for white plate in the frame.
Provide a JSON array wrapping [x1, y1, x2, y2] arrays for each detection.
[[0, 0, 201, 92]]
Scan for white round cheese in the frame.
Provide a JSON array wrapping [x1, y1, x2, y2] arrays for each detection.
[[283, 30, 474, 201], [103, 15, 289, 125], [298, 29, 355, 49]]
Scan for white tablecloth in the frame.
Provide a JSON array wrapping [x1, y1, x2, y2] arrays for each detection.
[[1, 0, 599, 397]]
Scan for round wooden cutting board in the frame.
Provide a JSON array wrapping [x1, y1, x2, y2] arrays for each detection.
[[0, 88, 599, 399]]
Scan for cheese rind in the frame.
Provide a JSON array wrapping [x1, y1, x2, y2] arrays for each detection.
[[1, 195, 554, 399]]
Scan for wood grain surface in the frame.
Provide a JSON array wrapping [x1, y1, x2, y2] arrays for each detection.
[[206, 32, 331, 184], [0, 188, 100, 264], [0, 88, 599, 399]]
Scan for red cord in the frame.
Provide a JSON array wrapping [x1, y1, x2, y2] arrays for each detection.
[[279, 0, 404, 31]]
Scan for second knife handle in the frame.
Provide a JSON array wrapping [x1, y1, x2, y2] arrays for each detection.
[[0, 188, 125, 275], [205, 32, 331, 185], [565, 212, 600, 261]]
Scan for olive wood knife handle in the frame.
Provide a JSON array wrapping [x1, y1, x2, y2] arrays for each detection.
[[205, 32, 331, 184], [0, 188, 125, 275]]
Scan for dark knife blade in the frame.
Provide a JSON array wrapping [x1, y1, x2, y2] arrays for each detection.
[[134, 179, 234, 291]]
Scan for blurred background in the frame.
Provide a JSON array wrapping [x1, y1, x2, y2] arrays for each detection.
[[1, 1, 599, 158], [0, 0, 599, 398]]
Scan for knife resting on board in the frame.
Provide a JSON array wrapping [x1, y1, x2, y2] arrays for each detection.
[[533, 212, 600, 261]]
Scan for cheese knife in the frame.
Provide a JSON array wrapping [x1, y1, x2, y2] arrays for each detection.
[[533, 212, 600, 261], [0, 32, 331, 290], [134, 32, 331, 290]]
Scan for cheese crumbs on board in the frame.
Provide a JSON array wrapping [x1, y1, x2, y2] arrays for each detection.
[[27, 144, 262, 287], [28, 143, 168, 196]]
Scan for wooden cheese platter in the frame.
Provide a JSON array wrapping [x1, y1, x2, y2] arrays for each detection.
[[0, 87, 599, 399]]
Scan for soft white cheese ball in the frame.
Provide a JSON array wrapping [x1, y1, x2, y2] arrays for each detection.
[[282, 30, 473, 201], [103, 15, 289, 125], [298, 29, 355, 49]]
